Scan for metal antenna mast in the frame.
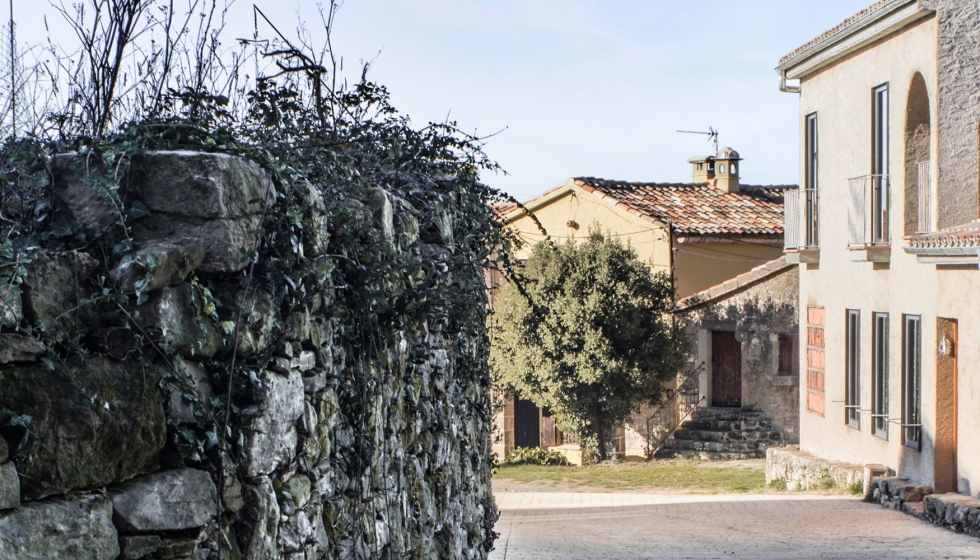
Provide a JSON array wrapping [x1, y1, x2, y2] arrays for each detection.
[[677, 127, 719, 153]]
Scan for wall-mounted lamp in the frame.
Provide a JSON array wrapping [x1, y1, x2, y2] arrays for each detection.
[[939, 335, 954, 357]]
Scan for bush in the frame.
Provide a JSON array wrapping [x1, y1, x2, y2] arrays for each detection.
[[504, 447, 570, 466]]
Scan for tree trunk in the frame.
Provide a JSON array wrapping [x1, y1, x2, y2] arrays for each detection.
[[594, 399, 607, 463]]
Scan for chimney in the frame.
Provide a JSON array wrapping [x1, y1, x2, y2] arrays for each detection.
[[713, 147, 742, 193], [688, 155, 715, 183]]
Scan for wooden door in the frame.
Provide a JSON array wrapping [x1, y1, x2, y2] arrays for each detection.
[[712, 331, 742, 408], [935, 318, 958, 494], [514, 395, 540, 449], [540, 410, 556, 449]]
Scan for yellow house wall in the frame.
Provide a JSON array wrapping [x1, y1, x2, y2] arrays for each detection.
[[673, 242, 784, 299], [790, 16, 980, 496], [505, 183, 671, 274]]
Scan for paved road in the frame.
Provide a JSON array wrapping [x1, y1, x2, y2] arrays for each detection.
[[490, 491, 980, 559]]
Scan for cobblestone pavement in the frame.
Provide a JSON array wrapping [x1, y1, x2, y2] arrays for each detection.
[[490, 491, 980, 559]]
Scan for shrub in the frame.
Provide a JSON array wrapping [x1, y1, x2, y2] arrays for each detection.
[[504, 447, 570, 467]]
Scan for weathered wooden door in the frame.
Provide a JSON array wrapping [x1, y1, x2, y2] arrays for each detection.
[[540, 409, 556, 449], [712, 331, 742, 408], [935, 318, 958, 494], [514, 395, 540, 448]]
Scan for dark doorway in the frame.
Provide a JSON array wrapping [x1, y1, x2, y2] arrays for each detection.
[[514, 395, 540, 448], [935, 318, 958, 494], [712, 330, 742, 407]]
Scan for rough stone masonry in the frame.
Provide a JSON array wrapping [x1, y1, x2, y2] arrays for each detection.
[[0, 151, 497, 559]]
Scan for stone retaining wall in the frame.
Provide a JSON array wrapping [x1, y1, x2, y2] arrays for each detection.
[[765, 446, 885, 493], [0, 151, 496, 559]]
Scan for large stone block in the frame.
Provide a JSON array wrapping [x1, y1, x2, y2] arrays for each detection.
[[240, 477, 280, 559], [0, 462, 18, 510], [136, 151, 273, 219], [136, 284, 222, 359], [243, 370, 305, 477], [130, 214, 261, 274], [0, 495, 119, 560], [167, 358, 212, 425], [111, 468, 217, 532], [0, 358, 167, 500], [21, 253, 77, 332], [50, 153, 114, 228], [110, 237, 205, 293], [236, 289, 279, 356], [0, 287, 20, 328], [0, 333, 46, 364]]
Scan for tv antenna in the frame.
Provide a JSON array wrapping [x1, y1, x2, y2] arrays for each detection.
[[677, 127, 719, 153]]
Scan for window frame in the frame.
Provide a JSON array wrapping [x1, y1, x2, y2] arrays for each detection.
[[871, 83, 890, 244], [805, 112, 819, 248], [902, 315, 922, 451], [845, 309, 862, 429], [871, 312, 889, 439]]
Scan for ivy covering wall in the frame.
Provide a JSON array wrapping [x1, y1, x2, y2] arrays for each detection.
[[0, 80, 502, 558]]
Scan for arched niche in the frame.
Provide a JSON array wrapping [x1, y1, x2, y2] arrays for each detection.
[[905, 72, 931, 235]]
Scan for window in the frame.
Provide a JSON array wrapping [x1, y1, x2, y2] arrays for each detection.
[[805, 113, 818, 248], [872, 84, 889, 244], [845, 310, 861, 429], [778, 333, 798, 376], [719, 163, 726, 174], [697, 162, 704, 170], [872, 313, 889, 439], [902, 315, 922, 450], [731, 163, 737, 174]]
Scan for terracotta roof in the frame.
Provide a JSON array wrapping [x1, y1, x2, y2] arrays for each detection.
[[779, 0, 909, 65], [574, 178, 793, 237], [491, 200, 519, 218], [674, 257, 794, 312]]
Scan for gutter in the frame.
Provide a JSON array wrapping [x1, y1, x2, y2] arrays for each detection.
[[779, 71, 800, 94]]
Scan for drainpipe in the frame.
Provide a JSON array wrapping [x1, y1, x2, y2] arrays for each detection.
[[779, 70, 800, 94]]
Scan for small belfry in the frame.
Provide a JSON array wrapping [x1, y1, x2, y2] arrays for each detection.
[[714, 147, 742, 193], [687, 146, 743, 193]]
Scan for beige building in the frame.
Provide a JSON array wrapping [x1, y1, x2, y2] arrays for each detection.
[[779, 0, 980, 496], [492, 153, 792, 459]]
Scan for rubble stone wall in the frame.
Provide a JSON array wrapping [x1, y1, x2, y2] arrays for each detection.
[[0, 151, 497, 559]]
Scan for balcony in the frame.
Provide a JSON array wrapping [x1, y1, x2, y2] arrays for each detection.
[[848, 174, 890, 262], [783, 187, 819, 264]]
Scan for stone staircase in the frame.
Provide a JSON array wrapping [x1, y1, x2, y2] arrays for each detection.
[[656, 407, 785, 460]]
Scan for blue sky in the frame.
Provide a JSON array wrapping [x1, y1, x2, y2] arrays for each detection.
[[13, 0, 872, 200]]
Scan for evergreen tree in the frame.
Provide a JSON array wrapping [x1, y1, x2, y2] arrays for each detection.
[[490, 228, 687, 462]]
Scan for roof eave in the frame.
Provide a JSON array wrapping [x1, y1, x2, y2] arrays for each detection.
[[777, 0, 932, 81]]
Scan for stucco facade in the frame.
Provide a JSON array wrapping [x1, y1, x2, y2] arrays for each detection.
[[779, 0, 980, 497]]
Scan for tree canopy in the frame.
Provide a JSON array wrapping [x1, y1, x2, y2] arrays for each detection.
[[489, 228, 687, 462]]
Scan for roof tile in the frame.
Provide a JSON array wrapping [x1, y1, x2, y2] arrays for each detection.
[[573, 178, 794, 236]]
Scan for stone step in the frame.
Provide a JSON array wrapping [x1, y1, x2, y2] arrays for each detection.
[[678, 419, 776, 432], [690, 408, 766, 421], [671, 429, 783, 443], [655, 449, 764, 461], [663, 438, 763, 454]]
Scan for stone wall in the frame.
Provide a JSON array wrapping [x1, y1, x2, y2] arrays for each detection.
[[921, 0, 980, 228], [766, 446, 880, 493], [0, 152, 496, 559]]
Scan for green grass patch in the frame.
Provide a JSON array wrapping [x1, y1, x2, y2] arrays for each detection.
[[494, 460, 767, 494], [768, 479, 788, 491]]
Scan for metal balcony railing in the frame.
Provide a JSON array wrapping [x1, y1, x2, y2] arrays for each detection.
[[917, 161, 932, 234], [804, 187, 818, 248], [784, 188, 800, 250], [848, 174, 890, 247], [644, 362, 705, 458]]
